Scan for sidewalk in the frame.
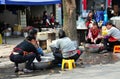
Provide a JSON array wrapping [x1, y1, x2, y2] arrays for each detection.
[[13, 61, 120, 79], [0, 36, 120, 79]]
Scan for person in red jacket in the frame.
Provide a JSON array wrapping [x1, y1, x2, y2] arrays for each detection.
[[50, 13, 55, 25], [86, 23, 102, 44], [86, 11, 95, 29]]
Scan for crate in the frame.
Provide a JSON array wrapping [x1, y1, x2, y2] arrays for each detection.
[[48, 32, 56, 40], [37, 32, 48, 40]]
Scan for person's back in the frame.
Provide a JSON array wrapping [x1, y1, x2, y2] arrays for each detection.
[[57, 37, 76, 58], [56, 29, 77, 58], [51, 29, 82, 65], [108, 27, 120, 41], [15, 40, 37, 54]]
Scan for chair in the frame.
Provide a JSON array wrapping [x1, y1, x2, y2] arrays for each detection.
[[113, 45, 120, 53], [61, 59, 76, 70]]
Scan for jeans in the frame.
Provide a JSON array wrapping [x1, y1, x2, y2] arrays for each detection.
[[10, 53, 36, 69]]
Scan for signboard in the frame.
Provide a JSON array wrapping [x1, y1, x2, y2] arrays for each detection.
[[56, 4, 62, 25]]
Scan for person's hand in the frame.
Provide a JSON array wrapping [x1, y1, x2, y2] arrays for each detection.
[[52, 23, 54, 25], [100, 36, 104, 38], [91, 38, 94, 43], [94, 38, 98, 43]]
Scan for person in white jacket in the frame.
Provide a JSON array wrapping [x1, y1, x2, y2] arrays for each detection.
[[50, 29, 82, 65]]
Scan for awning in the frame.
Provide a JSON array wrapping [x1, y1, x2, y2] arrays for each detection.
[[0, 0, 5, 4], [5, 0, 61, 5]]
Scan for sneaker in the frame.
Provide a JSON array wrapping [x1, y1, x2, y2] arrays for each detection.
[[23, 68, 33, 73], [17, 71, 24, 75]]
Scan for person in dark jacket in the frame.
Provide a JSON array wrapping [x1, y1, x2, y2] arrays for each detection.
[[9, 36, 41, 73], [107, 5, 120, 19], [28, 28, 44, 56], [111, 5, 120, 17], [42, 11, 50, 26]]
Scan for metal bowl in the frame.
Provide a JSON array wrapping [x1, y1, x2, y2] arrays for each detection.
[[84, 44, 100, 53], [41, 56, 54, 62], [33, 55, 54, 69]]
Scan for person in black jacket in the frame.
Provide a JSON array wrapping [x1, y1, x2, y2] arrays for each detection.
[[111, 5, 120, 17], [28, 28, 44, 56], [9, 35, 41, 73]]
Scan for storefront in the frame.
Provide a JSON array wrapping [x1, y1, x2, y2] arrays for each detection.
[[2, 0, 61, 26], [82, 0, 110, 10], [80, 0, 112, 17], [0, 0, 61, 37]]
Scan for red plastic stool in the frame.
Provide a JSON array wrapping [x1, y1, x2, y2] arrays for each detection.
[[113, 45, 120, 53]]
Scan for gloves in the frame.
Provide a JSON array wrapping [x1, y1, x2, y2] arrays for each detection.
[[37, 47, 44, 56]]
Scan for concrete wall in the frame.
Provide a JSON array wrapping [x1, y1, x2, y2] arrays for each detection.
[[30, 5, 53, 17], [0, 10, 18, 26]]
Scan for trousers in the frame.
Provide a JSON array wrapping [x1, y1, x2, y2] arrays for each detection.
[[9, 53, 36, 69]]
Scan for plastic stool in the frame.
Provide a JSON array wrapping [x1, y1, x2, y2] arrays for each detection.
[[0, 34, 2, 44], [113, 45, 120, 53], [61, 59, 76, 70]]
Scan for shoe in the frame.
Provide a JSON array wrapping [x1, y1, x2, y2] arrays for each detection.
[[14, 67, 19, 73], [23, 68, 33, 73], [17, 71, 24, 75]]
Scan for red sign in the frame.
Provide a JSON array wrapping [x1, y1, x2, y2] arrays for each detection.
[[108, 0, 112, 6], [82, 0, 87, 10]]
